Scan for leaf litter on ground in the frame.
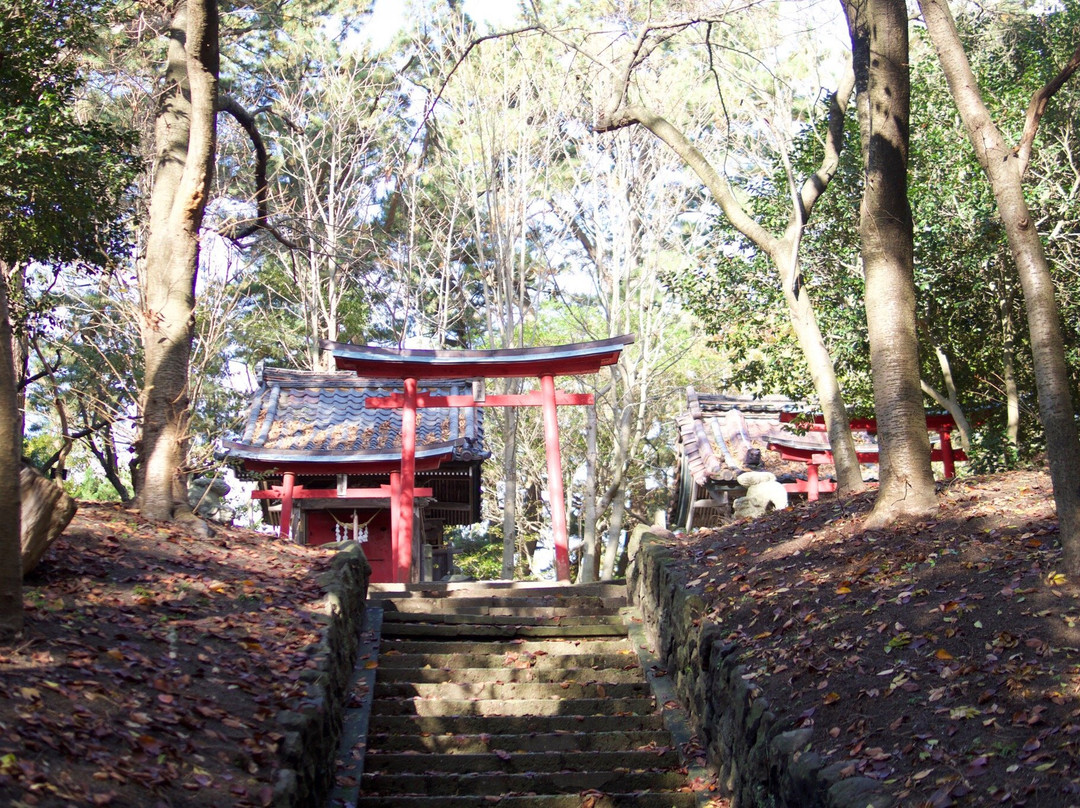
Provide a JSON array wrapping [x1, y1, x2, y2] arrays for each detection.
[[0, 501, 337, 808], [657, 466, 1080, 807]]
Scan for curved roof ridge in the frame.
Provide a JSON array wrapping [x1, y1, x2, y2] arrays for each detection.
[[260, 367, 475, 388]]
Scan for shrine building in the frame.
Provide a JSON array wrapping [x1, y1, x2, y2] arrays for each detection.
[[223, 336, 632, 584]]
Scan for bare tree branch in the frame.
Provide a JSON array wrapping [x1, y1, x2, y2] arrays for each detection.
[[798, 66, 856, 218], [1016, 40, 1080, 178], [18, 351, 61, 391], [413, 25, 541, 152], [216, 94, 303, 249], [597, 103, 779, 253]]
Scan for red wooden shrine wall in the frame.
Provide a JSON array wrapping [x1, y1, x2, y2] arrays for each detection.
[[305, 509, 394, 583]]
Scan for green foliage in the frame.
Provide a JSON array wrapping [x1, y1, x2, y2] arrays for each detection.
[[22, 428, 59, 471], [23, 419, 131, 501], [666, 99, 873, 409], [22, 276, 140, 491], [965, 410, 1044, 476], [673, 1, 1080, 440], [447, 525, 504, 580], [967, 428, 1025, 476], [0, 0, 138, 270], [65, 465, 129, 502]]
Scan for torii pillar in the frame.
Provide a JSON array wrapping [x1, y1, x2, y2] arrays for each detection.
[[540, 374, 570, 578]]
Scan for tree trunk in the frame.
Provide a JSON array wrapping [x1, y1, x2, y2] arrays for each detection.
[[997, 256, 1021, 447], [0, 264, 22, 639], [136, 0, 218, 522], [9, 263, 27, 441], [521, 479, 542, 577], [601, 398, 632, 580], [601, 489, 625, 581], [500, 402, 518, 579], [920, 0, 1080, 572], [87, 432, 132, 503], [921, 345, 972, 452], [845, 0, 936, 524], [576, 404, 599, 584], [775, 242, 864, 493]]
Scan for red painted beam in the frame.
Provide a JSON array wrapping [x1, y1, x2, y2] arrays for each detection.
[[365, 392, 594, 409], [768, 442, 879, 465], [238, 456, 449, 476], [778, 411, 962, 433], [253, 487, 433, 500], [390, 471, 401, 585]]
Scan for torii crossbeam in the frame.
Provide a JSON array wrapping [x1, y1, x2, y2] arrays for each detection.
[[323, 336, 633, 582]]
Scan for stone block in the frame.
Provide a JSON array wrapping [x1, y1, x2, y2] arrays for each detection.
[[272, 768, 298, 808], [827, 776, 894, 808], [770, 727, 812, 759], [20, 464, 78, 575]]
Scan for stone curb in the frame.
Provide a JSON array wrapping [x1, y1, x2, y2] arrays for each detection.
[[624, 608, 723, 808], [328, 605, 383, 807], [271, 542, 372, 808], [629, 531, 894, 808]]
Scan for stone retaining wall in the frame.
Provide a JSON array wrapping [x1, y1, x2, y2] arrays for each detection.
[[628, 529, 893, 808], [273, 542, 372, 808]]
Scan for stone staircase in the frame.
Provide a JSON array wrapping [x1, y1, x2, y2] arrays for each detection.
[[338, 580, 709, 808]]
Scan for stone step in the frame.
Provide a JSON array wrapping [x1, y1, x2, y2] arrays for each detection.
[[374, 597, 626, 615], [364, 748, 681, 774], [376, 652, 641, 670], [368, 580, 628, 599], [374, 680, 650, 700], [359, 769, 689, 796], [366, 713, 667, 735], [352, 792, 698, 808], [366, 729, 675, 754], [380, 611, 627, 627], [380, 622, 628, 639], [370, 696, 656, 717], [341, 581, 700, 808], [380, 638, 634, 655], [374, 666, 645, 684]]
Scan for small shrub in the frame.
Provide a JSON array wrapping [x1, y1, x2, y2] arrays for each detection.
[[967, 428, 1024, 475], [448, 525, 503, 580]]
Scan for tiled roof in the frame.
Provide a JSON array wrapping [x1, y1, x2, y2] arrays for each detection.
[[670, 387, 802, 529], [677, 388, 799, 486], [223, 368, 486, 464], [688, 391, 801, 418]]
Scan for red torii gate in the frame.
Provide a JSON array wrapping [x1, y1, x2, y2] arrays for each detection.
[[323, 336, 633, 582]]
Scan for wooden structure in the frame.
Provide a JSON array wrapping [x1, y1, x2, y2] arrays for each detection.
[[324, 336, 633, 582], [222, 369, 486, 583], [670, 389, 798, 530], [767, 412, 966, 501], [671, 387, 970, 523]]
